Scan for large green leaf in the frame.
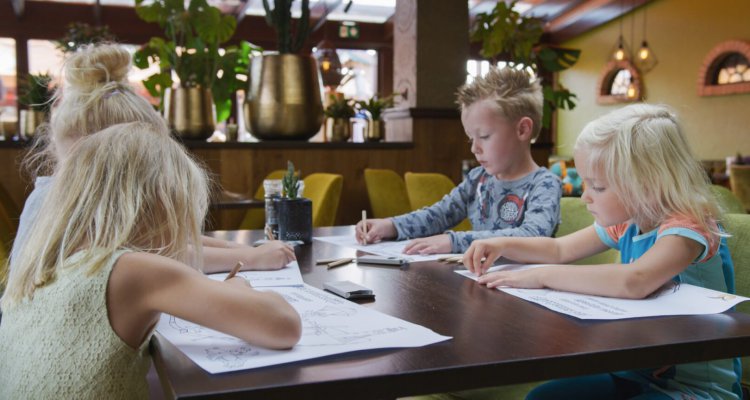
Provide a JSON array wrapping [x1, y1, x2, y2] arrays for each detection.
[[537, 46, 581, 72]]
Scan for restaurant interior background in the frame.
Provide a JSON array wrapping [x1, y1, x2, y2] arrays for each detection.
[[0, 0, 749, 229]]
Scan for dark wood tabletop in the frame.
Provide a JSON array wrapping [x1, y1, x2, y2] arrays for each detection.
[[152, 226, 750, 399]]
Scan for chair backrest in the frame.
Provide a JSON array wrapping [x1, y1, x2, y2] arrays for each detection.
[[404, 172, 471, 231], [303, 173, 344, 227], [557, 197, 619, 265], [712, 185, 746, 214], [363, 168, 411, 218], [729, 165, 750, 212], [239, 169, 287, 230], [723, 213, 750, 387]]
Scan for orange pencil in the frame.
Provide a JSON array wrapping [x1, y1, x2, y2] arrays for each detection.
[[361, 210, 368, 244], [224, 261, 244, 281]]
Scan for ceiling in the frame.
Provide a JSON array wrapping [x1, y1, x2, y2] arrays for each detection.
[[26, 0, 652, 43]]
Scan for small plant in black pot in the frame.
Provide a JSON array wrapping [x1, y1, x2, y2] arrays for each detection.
[[278, 161, 313, 244]]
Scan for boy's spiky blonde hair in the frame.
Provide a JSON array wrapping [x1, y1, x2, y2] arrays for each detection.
[[456, 67, 544, 140]]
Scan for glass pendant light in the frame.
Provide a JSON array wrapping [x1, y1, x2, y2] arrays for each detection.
[[635, 4, 658, 72]]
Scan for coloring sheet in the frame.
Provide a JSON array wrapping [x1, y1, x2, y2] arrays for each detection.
[[313, 235, 459, 262], [156, 284, 452, 373], [207, 261, 304, 287], [456, 264, 750, 320]]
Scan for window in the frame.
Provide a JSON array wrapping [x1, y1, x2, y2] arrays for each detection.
[[466, 59, 536, 84], [597, 60, 641, 104], [0, 38, 17, 137], [336, 48, 378, 100], [698, 40, 750, 97]]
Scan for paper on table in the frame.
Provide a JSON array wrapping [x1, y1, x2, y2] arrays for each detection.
[[456, 264, 750, 320], [313, 235, 459, 263], [208, 260, 304, 287], [156, 284, 452, 373]]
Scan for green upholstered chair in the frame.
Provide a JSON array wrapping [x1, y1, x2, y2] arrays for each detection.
[[404, 172, 472, 232], [712, 185, 746, 214], [363, 168, 412, 218], [239, 170, 286, 230], [724, 213, 750, 390], [556, 197, 619, 265], [303, 173, 344, 227], [729, 165, 750, 213]]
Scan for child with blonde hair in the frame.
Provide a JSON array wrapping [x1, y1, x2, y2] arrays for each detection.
[[13, 43, 294, 272], [0, 122, 302, 399], [356, 67, 561, 254], [465, 104, 740, 400]]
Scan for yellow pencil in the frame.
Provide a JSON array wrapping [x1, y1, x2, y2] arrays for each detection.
[[327, 258, 353, 269], [224, 261, 244, 281]]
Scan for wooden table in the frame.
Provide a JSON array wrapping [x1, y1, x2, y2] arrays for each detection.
[[152, 226, 750, 399]]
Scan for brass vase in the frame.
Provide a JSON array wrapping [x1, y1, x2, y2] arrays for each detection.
[[327, 117, 351, 142], [20, 110, 45, 139], [365, 119, 385, 142], [243, 54, 324, 141], [164, 87, 215, 140]]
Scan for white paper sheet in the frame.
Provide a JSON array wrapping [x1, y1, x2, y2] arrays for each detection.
[[207, 261, 304, 287], [313, 235, 459, 262], [156, 284, 452, 373], [456, 264, 750, 320]]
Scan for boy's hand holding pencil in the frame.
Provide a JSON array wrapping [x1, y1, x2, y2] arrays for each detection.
[[355, 213, 398, 245]]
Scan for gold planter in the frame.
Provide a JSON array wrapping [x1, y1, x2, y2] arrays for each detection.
[[164, 87, 215, 140], [19, 110, 45, 139], [365, 119, 385, 142], [243, 54, 324, 141], [326, 118, 351, 142]]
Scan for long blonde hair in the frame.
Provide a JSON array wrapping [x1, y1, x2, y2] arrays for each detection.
[[2, 122, 209, 310], [24, 43, 168, 178], [575, 104, 722, 235], [456, 67, 544, 141]]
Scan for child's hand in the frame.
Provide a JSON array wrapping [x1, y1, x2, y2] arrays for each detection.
[[477, 269, 544, 289], [463, 239, 503, 275], [403, 234, 451, 255], [355, 218, 396, 244], [244, 241, 296, 270]]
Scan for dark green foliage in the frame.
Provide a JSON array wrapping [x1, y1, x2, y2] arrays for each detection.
[[18, 73, 56, 113], [355, 92, 401, 121], [282, 161, 300, 198], [471, 0, 581, 128], [133, 0, 261, 122], [324, 94, 355, 119], [55, 23, 117, 53], [262, 0, 311, 54]]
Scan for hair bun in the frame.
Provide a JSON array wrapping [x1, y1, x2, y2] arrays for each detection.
[[65, 43, 131, 92]]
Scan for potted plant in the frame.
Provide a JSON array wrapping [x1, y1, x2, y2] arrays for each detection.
[[133, 0, 259, 139], [471, 0, 580, 128], [54, 22, 116, 53], [18, 73, 56, 140], [324, 93, 355, 142], [355, 92, 400, 142], [243, 0, 324, 141], [278, 161, 312, 243]]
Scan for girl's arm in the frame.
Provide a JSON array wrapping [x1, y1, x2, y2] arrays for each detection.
[[199, 235, 296, 273], [477, 235, 702, 299], [464, 225, 610, 274], [107, 252, 302, 350]]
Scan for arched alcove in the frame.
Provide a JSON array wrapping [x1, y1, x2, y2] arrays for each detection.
[[596, 60, 642, 104], [697, 40, 750, 97]]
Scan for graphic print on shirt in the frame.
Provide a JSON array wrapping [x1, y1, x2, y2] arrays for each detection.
[[497, 194, 525, 225]]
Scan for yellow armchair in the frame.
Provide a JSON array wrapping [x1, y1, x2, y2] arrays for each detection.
[[404, 172, 472, 231], [363, 168, 412, 218], [303, 173, 344, 227]]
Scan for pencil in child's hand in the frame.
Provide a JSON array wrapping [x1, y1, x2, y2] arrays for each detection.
[[224, 261, 244, 281], [265, 225, 276, 241], [361, 210, 368, 244]]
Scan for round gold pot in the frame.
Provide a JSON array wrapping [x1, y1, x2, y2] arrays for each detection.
[[326, 117, 351, 142], [365, 119, 385, 142], [164, 87, 215, 140], [243, 54, 324, 141]]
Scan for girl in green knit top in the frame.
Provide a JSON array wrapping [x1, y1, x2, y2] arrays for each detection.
[[0, 123, 302, 399]]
